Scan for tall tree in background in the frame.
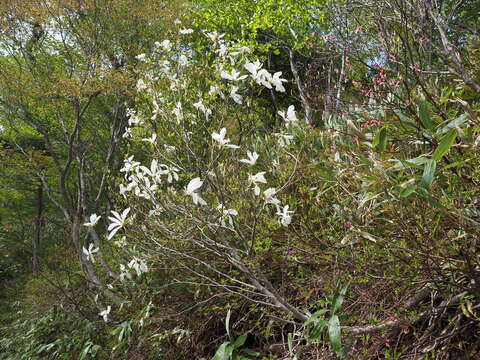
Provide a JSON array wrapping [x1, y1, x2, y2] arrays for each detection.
[[0, 0, 184, 294]]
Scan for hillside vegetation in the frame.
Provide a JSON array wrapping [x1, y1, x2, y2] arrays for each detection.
[[0, 0, 479, 359]]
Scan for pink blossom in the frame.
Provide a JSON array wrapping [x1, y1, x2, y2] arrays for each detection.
[[360, 89, 372, 96], [384, 339, 393, 345], [3, 226, 12, 231], [388, 316, 398, 322], [287, 249, 297, 255]]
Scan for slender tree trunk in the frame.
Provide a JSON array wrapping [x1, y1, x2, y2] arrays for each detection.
[[32, 185, 43, 272]]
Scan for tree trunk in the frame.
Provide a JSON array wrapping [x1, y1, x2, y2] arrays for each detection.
[[32, 185, 43, 272]]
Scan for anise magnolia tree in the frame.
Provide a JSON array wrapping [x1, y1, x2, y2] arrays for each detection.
[[0, 0, 185, 294]]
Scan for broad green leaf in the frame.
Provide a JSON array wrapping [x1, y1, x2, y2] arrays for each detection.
[[393, 110, 417, 129], [212, 343, 231, 360], [417, 187, 445, 208], [241, 348, 261, 356], [435, 114, 469, 136], [233, 334, 247, 349], [400, 185, 417, 198], [391, 156, 429, 171], [331, 284, 348, 315], [418, 100, 434, 129], [421, 159, 436, 189], [328, 315, 342, 354], [304, 309, 328, 327], [373, 127, 388, 152], [307, 320, 327, 343], [432, 130, 457, 161]]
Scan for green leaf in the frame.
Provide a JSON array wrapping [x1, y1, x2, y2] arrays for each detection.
[[307, 320, 327, 343], [400, 185, 417, 198], [393, 110, 417, 129], [233, 334, 247, 349], [225, 310, 232, 340], [213, 343, 231, 360], [304, 309, 328, 327], [432, 129, 457, 161], [421, 159, 436, 189], [418, 100, 434, 129], [435, 114, 469, 136], [287, 333, 293, 353], [331, 283, 348, 315], [417, 187, 445, 209], [373, 127, 388, 152], [328, 315, 342, 354], [392, 156, 429, 171], [241, 348, 261, 356]]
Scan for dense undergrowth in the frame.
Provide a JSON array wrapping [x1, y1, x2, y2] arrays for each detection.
[[0, 0, 479, 359]]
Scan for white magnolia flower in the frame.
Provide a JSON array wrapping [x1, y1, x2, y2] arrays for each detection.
[[263, 188, 280, 205], [164, 144, 177, 153], [217, 43, 229, 57], [185, 177, 207, 205], [122, 127, 132, 138], [172, 102, 183, 122], [160, 39, 172, 51], [276, 205, 294, 226], [229, 86, 243, 104], [99, 306, 111, 322], [217, 204, 238, 227], [160, 165, 180, 183], [119, 264, 132, 282], [128, 258, 148, 276], [256, 69, 272, 88], [248, 171, 267, 195], [84, 214, 101, 227], [270, 72, 287, 92], [142, 133, 157, 144], [212, 128, 240, 149], [148, 205, 163, 217], [206, 30, 224, 43], [178, 54, 189, 67], [128, 112, 141, 126], [278, 105, 298, 125], [220, 69, 247, 82], [230, 46, 251, 56], [244, 60, 262, 77], [115, 237, 128, 248], [137, 78, 147, 92], [193, 100, 212, 117], [120, 156, 140, 174], [179, 28, 194, 34], [107, 208, 130, 240], [239, 151, 259, 166], [82, 243, 99, 263], [275, 133, 294, 147], [136, 53, 146, 61], [151, 99, 161, 120]]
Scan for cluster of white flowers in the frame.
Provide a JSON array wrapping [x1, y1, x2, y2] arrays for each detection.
[[89, 28, 305, 321]]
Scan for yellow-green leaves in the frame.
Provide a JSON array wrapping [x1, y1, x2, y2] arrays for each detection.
[[373, 126, 388, 153], [421, 159, 436, 189], [432, 129, 457, 161]]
